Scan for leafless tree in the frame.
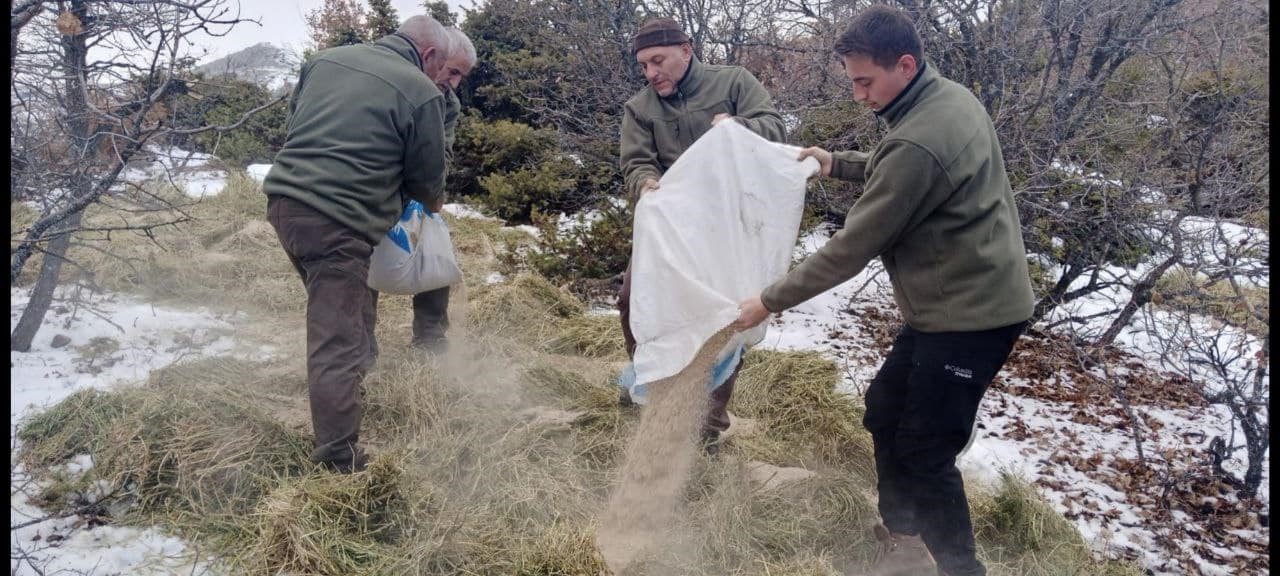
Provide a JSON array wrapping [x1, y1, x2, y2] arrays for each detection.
[[10, 0, 286, 352]]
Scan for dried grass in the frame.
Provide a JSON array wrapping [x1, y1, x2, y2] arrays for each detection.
[[729, 349, 875, 479], [16, 171, 1143, 575], [971, 473, 1148, 575]]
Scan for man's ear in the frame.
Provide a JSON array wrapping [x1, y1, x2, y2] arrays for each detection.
[[422, 46, 437, 63], [897, 54, 918, 77], [681, 43, 693, 60]]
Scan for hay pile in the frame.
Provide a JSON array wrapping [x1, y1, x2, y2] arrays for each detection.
[[14, 171, 1144, 575]]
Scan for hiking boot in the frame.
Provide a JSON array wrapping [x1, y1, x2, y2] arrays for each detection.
[[865, 523, 937, 576], [320, 451, 369, 474]]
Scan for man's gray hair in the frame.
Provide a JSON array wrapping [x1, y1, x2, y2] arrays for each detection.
[[398, 15, 450, 57], [446, 27, 477, 67]]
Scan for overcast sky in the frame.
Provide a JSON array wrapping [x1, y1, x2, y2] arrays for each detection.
[[190, 0, 474, 63]]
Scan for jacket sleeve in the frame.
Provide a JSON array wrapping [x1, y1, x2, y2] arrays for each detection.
[[731, 69, 786, 143], [402, 95, 448, 207], [761, 140, 948, 312], [829, 150, 871, 182], [620, 101, 662, 199], [442, 89, 461, 167]]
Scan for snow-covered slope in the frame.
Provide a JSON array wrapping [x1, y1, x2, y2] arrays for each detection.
[[757, 224, 1269, 575]]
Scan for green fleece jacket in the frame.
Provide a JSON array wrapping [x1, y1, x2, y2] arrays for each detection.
[[263, 34, 448, 244], [620, 58, 786, 198], [762, 63, 1034, 332]]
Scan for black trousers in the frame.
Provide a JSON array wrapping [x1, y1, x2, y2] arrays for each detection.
[[863, 320, 1027, 576]]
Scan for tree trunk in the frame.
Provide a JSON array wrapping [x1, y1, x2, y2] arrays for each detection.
[[12, 211, 83, 352], [1094, 252, 1180, 347], [1028, 262, 1085, 326], [13, 0, 92, 350], [1242, 333, 1269, 498]]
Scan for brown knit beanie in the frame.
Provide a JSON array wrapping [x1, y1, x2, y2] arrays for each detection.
[[632, 17, 690, 54]]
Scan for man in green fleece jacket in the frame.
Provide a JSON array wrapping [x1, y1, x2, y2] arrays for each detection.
[[408, 26, 476, 353], [618, 17, 786, 453], [263, 15, 452, 474], [734, 6, 1034, 576]]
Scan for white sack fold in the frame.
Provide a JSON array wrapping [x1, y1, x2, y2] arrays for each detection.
[[629, 120, 818, 385]]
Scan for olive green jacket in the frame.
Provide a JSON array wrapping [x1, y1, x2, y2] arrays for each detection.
[[762, 63, 1034, 332], [263, 34, 448, 244], [620, 58, 786, 198]]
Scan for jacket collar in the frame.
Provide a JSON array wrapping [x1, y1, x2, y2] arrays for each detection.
[[378, 33, 423, 70], [664, 56, 705, 100], [875, 60, 935, 128]]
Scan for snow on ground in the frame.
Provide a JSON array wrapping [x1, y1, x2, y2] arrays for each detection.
[[511, 224, 542, 239], [245, 163, 272, 183], [754, 225, 890, 393], [9, 288, 252, 421], [1179, 216, 1269, 288], [752, 224, 1269, 575], [116, 146, 229, 199], [441, 203, 500, 222], [554, 197, 630, 238], [9, 286, 246, 575]]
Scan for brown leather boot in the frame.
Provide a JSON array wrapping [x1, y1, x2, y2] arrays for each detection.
[[865, 523, 938, 576]]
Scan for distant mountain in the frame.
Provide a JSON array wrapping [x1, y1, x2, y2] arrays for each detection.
[[196, 42, 298, 94]]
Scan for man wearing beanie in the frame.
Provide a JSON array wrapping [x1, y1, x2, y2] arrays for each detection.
[[617, 16, 786, 454]]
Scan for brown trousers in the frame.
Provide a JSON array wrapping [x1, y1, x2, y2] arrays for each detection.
[[411, 286, 450, 346], [618, 264, 739, 436], [267, 196, 377, 466]]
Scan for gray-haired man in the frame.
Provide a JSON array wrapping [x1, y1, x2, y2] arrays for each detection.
[[264, 15, 452, 473], [410, 26, 476, 352]]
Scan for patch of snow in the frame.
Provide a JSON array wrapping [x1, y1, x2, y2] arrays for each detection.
[[441, 203, 500, 222], [59, 454, 95, 477], [754, 225, 896, 393], [246, 164, 273, 183], [177, 171, 229, 198], [10, 287, 240, 421], [1050, 158, 1123, 188], [1038, 253, 1266, 398], [485, 272, 506, 285], [116, 147, 229, 198], [11, 470, 221, 576], [265, 72, 292, 94], [782, 112, 801, 133], [557, 210, 604, 237], [9, 286, 264, 575], [1178, 217, 1269, 288], [512, 224, 542, 239], [760, 220, 1268, 575]]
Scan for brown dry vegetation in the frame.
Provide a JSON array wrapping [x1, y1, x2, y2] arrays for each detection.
[[13, 175, 1143, 575]]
